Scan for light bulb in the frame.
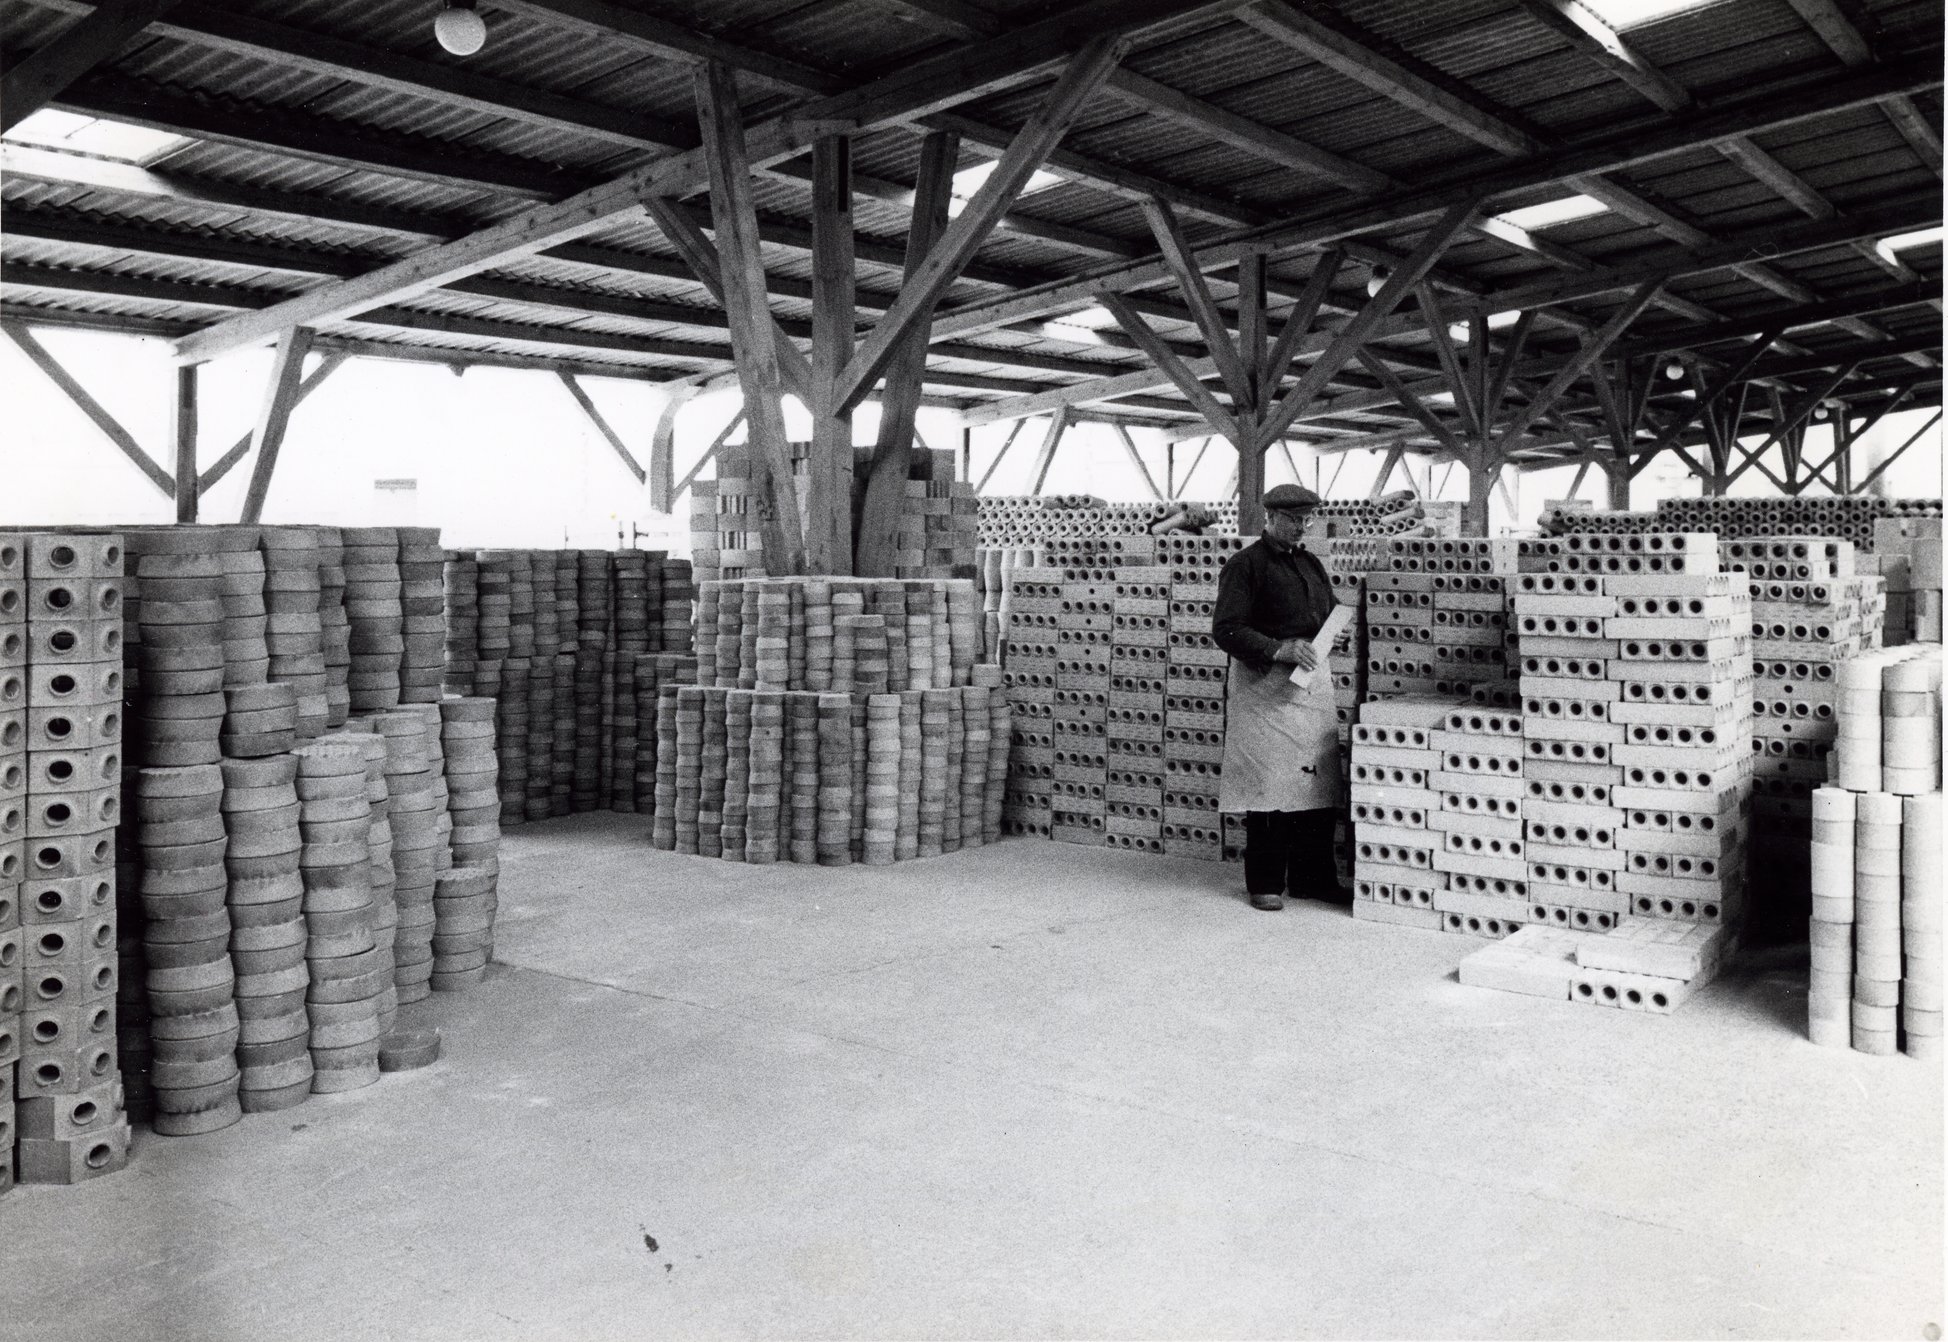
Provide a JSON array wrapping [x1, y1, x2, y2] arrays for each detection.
[[1663, 360, 1684, 380], [1366, 271, 1386, 297], [435, 3, 487, 55], [1812, 404, 1829, 420]]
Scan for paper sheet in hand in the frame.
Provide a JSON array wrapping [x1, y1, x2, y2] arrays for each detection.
[[1288, 603, 1353, 693]]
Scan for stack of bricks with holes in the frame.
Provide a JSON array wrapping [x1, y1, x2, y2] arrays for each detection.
[[1738, 538, 1887, 934], [3, 532, 131, 1189], [1460, 532, 1751, 1012], [998, 532, 1251, 861]]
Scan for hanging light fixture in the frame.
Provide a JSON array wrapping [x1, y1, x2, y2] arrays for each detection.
[[1812, 403, 1830, 420], [1663, 359, 1685, 380], [435, 0, 487, 55], [1366, 269, 1387, 297]]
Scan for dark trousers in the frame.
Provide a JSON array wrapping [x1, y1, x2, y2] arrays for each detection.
[[1244, 808, 1340, 896]]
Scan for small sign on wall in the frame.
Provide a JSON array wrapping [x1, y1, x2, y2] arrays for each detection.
[[375, 478, 417, 492]]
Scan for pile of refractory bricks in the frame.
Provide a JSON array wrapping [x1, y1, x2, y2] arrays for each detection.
[[1809, 643, 1942, 1056], [442, 547, 693, 820], [1341, 531, 1757, 1013], [0, 523, 503, 1188], [649, 576, 1008, 863], [3, 531, 131, 1189], [1001, 530, 1254, 861]]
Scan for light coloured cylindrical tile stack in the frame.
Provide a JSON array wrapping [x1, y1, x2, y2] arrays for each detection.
[[1812, 643, 1943, 1057], [258, 527, 330, 740]]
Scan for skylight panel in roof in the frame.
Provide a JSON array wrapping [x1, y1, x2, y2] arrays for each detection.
[[1492, 194, 1608, 231], [3, 110, 188, 165], [948, 160, 1063, 216], [1577, 0, 1720, 29], [1877, 226, 1944, 266]]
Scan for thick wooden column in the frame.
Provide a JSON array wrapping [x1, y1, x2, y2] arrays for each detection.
[[1464, 457, 1497, 536], [693, 61, 805, 574], [172, 364, 198, 523], [807, 133, 856, 574], [854, 130, 955, 577]]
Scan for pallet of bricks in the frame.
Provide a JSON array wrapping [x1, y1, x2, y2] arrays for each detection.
[[1545, 497, 1942, 643], [1345, 537, 1524, 932], [648, 576, 1008, 864], [0, 524, 505, 1192], [693, 444, 979, 586], [998, 530, 1247, 862], [1809, 642, 1942, 1056], [1350, 531, 1750, 1013], [442, 547, 694, 822], [1727, 535, 1888, 936]]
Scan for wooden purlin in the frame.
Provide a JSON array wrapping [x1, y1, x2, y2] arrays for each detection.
[[1, 0, 181, 134]]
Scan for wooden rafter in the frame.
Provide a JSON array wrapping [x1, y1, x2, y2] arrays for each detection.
[[835, 35, 1127, 415]]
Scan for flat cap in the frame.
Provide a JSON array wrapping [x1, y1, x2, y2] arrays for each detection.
[[1263, 484, 1323, 511]]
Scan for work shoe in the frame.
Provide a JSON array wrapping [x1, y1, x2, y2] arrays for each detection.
[[1249, 890, 1284, 911]]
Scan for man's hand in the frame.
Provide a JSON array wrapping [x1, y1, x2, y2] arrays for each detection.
[[1272, 638, 1316, 669]]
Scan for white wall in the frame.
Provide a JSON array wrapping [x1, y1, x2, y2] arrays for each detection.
[[0, 328, 963, 554], [3, 327, 1938, 544]]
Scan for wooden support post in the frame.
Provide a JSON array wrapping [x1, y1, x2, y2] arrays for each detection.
[[975, 418, 1028, 493], [647, 385, 695, 512], [557, 370, 646, 483], [239, 327, 316, 524], [198, 353, 344, 493], [674, 410, 747, 501], [694, 61, 805, 574], [1178, 435, 1214, 497], [172, 364, 198, 523], [1368, 442, 1407, 499], [1237, 433, 1265, 534], [1463, 454, 1498, 537], [808, 133, 857, 574], [3, 320, 175, 497], [1027, 407, 1072, 494], [855, 129, 954, 576], [1567, 456, 1592, 500], [1114, 424, 1166, 502]]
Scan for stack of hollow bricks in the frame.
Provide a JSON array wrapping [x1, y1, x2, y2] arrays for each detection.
[[693, 445, 978, 585], [1001, 532, 1251, 861], [1348, 537, 1525, 932], [1349, 531, 1760, 1014], [1738, 538, 1886, 929], [1471, 532, 1750, 1011]]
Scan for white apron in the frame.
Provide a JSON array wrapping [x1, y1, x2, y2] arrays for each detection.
[[1217, 657, 1341, 813]]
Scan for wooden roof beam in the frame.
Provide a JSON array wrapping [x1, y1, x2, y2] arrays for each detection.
[[926, 52, 1944, 340], [169, 0, 1218, 365]]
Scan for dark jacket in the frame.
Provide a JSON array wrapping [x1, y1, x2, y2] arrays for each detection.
[[1212, 537, 1335, 669]]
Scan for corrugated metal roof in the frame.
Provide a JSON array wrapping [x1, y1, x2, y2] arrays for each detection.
[[0, 0, 1937, 443]]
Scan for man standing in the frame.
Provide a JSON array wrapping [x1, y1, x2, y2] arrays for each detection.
[[1211, 485, 1349, 911]]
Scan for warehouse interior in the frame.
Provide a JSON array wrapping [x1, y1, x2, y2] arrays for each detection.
[[0, 0, 1942, 1337]]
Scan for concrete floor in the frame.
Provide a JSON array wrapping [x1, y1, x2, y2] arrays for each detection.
[[8, 814, 1941, 1340]]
